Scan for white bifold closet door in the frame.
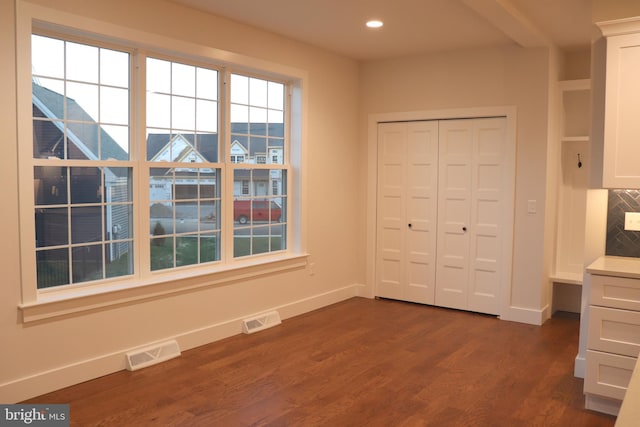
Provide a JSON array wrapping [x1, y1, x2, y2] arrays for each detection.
[[376, 121, 439, 304], [375, 117, 507, 315]]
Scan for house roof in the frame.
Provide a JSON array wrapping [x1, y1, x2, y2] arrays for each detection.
[[33, 82, 284, 162], [32, 82, 129, 161]]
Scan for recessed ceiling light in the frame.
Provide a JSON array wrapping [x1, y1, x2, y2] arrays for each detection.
[[366, 20, 384, 29]]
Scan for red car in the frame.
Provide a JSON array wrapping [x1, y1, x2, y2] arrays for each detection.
[[234, 199, 282, 224]]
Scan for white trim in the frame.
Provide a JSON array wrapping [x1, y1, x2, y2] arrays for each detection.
[[20, 254, 309, 323], [575, 355, 586, 378], [2, 285, 363, 403], [597, 16, 640, 37], [585, 394, 622, 417], [366, 106, 517, 320], [499, 304, 551, 326]]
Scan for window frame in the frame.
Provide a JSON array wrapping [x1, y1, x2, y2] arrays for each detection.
[[16, 2, 307, 322]]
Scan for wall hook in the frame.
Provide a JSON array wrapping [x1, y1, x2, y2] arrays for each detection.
[[577, 153, 582, 168]]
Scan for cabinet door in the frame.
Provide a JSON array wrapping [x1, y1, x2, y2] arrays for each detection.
[[602, 32, 640, 188], [588, 305, 640, 357], [375, 121, 438, 304]]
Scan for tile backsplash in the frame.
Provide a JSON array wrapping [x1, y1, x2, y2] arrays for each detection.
[[606, 189, 640, 258]]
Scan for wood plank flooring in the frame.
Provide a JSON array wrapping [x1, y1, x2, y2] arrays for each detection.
[[25, 297, 617, 426]]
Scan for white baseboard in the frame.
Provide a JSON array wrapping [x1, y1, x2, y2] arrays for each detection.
[[500, 304, 551, 325], [0, 284, 363, 403], [585, 393, 621, 417], [574, 355, 586, 378]]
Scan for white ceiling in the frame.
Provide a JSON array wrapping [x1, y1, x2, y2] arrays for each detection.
[[170, 0, 594, 60]]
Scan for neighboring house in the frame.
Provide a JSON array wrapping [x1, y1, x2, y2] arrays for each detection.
[[34, 82, 285, 244], [32, 82, 130, 265], [147, 122, 284, 202]]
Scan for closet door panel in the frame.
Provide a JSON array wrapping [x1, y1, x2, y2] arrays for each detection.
[[376, 123, 406, 300], [376, 121, 438, 304], [436, 120, 473, 310], [468, 118, 505, 315]]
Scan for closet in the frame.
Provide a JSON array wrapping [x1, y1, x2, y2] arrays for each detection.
[[375, 117, 508, 315]]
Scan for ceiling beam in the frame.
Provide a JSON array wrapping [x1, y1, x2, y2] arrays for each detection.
[[462, 0, 551, 48]]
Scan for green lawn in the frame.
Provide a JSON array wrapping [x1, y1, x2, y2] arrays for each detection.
[[37, 235, 285, 286]]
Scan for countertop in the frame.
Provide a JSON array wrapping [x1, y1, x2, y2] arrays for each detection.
[[586, 255, 640, 279]]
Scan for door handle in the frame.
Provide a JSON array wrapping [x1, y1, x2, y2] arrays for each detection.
[[408, 223, 412, 228], [462, 226, 467, 232]]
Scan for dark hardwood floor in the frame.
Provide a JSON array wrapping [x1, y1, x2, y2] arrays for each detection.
[[25, 297, 616, 426]]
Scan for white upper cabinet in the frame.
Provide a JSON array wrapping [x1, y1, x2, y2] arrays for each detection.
[[599, 17, 640, 188]]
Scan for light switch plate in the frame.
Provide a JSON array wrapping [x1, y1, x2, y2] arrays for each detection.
[[624, 212, 640, 231], [527, 200, 536, 214]]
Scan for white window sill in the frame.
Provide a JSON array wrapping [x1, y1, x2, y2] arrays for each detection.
[[19, 253, 309, 323]]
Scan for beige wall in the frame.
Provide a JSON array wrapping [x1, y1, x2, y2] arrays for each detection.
[[1, 0, 362, 402], [359, 45, 552, 314]]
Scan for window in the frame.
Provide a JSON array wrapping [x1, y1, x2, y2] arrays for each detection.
[[32, 35, 133, 289], [230, 74, 287, 257], [146, 57, 221, 271], [26, 30, 296, 294]]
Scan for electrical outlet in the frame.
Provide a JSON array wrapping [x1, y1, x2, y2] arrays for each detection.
[[624, 212, 640, 231]]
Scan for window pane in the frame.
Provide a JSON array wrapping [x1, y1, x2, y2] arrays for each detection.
[[101, 125, 129, 158], [250, 107, 268, 134], [230, 103, 249, 123], [71, 206, 102, 244], [270, 224, 286, 251], [172, 62, 195, 97], [232, 168, 287, 258], [200, 201, 218, 231], [176, 234, 198, 267], [106, 240, 133, 278], [149, 163, 221, 269], [66, 42, 99, 84], [71, 244, 103, 283], [196, 99, 217, 132], [195, 133, 218, 162], [151, 236, 174, 271], [70, 167, 102, 204], [268, 81, 284, 110], [67, 122, 100, 160], [33, 36, 130, 165], [106, 167, 132, 202], [100, 48, 129, 88], [35, 208, 68, 248], [176, 201, 198, 233], [147, 58, 171, 93], [106, 204, 132, 240], [200, 233, 219, 263], [147, 58, 219, 168], [197, 68, 217, 100], [66, 81, 99, 122], [147, 93, 171, 129], [172, 96, 195, 130], [100, 86, 129, 125], [33, 117, 64, 159], [249, 78, 268, 108], [37, 248, 69, 289], [231, 73, 286, 170], [32, 35, 64, 79], [230, 74, 249, 104], [34, 166, 68, 206]]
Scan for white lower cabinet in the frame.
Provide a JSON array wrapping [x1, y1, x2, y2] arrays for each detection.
[[585, 259, 640, 415]]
